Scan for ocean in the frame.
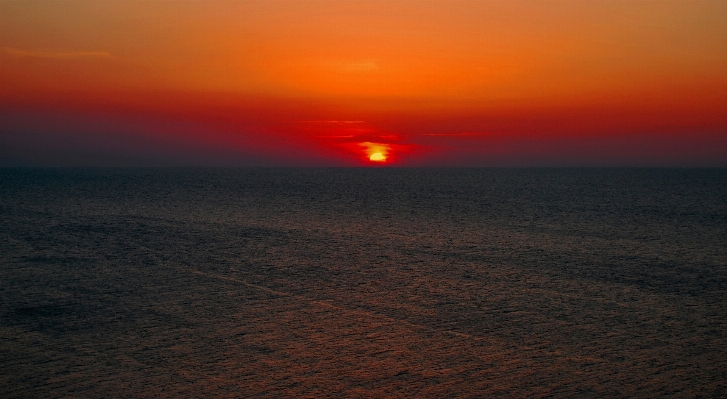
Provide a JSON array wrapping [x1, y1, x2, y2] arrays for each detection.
[[1, 168, 725, 397]]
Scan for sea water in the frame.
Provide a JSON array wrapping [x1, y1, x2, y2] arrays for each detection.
[[1, 168, 725, 397]]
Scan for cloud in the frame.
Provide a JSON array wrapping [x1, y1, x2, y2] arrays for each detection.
[[318, 59, 379, 73], [2, 47, 112, 59], [342, 60, 378, 72], [295, 120, 365, 124], [420, 133, 489, 137]]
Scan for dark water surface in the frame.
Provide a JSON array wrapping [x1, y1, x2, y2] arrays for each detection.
[[1, 168, 726, 398]]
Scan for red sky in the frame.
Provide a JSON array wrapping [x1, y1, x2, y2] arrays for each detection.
[[1, 0, 726, 166]]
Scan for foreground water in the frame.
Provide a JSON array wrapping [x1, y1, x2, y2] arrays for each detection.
[[1, 168, 725, 398]]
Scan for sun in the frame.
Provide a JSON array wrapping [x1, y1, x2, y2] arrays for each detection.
[[369, 152, 386, 162], [359, 142, 390, 164]]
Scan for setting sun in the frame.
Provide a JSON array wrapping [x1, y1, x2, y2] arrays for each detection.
[[360, 142, 390, 164]]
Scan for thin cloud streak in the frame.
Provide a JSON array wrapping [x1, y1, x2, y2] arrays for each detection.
[[419, 133, 491, 137], [2, 47, 112, 59], [294, 120, 365, 124]]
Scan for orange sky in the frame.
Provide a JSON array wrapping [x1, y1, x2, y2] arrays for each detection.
[[2, 0, 726, 166]]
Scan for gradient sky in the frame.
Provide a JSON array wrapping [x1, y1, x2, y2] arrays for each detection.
[[1, 0, 726, 166]]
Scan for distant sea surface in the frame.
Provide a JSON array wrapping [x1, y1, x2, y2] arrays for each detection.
[[1, 168, 726, 398]]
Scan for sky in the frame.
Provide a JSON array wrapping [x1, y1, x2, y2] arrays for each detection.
[[1, 0, 726, 167]]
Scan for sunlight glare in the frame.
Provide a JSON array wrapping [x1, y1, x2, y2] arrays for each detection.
[[369, 152, 386, 162], [360, 142, 390, 164]]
